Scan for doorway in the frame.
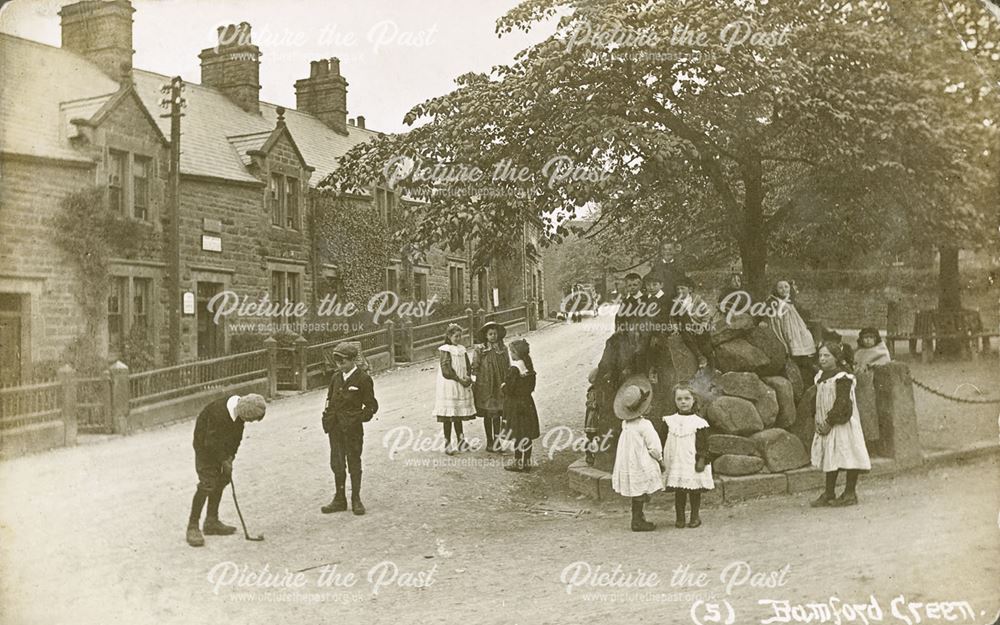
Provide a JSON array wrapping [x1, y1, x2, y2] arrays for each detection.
[[0, 294, 24, 386], [196, 282, 225, 359]]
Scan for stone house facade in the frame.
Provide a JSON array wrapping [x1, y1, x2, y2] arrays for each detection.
[[0, 0, 542, 384]]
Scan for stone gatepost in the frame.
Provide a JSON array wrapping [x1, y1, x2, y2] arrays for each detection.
[[872, 362, 922, 468]]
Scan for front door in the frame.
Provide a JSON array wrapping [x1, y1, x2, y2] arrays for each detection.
[[0, 294, 23, 386], [196, 282, 225, 359]]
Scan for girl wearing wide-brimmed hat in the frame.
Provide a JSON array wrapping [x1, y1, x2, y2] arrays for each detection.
[[434, 324, 477, 455], [471, 321, 509, 453], [611, 374, 662, 532]]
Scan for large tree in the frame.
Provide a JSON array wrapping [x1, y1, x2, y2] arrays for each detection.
[[324, 0, 998, 298]]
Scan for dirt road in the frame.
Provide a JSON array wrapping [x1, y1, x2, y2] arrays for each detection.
[[1, 316, 997, 625]]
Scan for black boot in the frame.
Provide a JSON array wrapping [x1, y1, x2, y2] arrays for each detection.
[[187, 490, 207, 547], [322, 475, 348, 513], [204, 488, 236, 535], [630, 497, 655, 532], [674, 490, 688, 528], [350, 472, 365, 515], [687, 491, 702, 528], [504, 448, 523, 471], [811, 471, 839, 508], [521, 444, 533, 472], [203, 517, 237, 535]]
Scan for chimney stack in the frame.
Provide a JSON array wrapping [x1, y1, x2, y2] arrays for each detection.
[[198, 22, 262, 114], [59, 0, 135, 83], [294, 58, 349, 135], [356, 115, 365, 130]]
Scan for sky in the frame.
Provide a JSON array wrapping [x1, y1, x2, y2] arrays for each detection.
[[0, 0, 558, 133]]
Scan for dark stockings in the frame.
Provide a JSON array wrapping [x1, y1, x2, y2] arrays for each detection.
[[484, 416, 500, 450], [188, 491, 207, 527], [443, 421, 465, 446], [844, 469, 860, 496], [674, 490, 687, 524]]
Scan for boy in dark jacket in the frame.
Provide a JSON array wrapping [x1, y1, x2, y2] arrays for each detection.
[[187, 394, 266, 547], [321, 343, 379, 516]]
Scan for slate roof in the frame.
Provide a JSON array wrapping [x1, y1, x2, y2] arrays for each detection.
[[0, 32, 381, 186]]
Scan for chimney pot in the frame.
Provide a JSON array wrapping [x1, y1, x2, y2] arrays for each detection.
[[200, 20, 261, 113], [356, 115, 365, 129], [294, 58, 349, 135], [59, 0, 136, 83]]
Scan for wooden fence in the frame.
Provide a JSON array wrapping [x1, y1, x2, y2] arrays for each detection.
[[129, 349, 269, 408], [0, 380, 63, 432], [0, 301, 536, 457]]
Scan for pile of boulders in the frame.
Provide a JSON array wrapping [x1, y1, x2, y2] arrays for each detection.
[[682, 313, 813, 476]]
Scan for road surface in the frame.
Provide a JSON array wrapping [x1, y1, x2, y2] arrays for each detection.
[[1, 315, 998, 625]]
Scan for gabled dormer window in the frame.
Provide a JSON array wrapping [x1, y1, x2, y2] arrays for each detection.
[[106, 149, 153, 222]]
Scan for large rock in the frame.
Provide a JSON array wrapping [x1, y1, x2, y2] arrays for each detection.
[[715, 339, 770, 373], [718, 372, 779, 427], [784, 359, 805, 400], [706, 396, 764, 435], [710, 310, 756, 346], [708, 434, 759, 457], [665, 333, 699, 383], [854, 369, 880, 442], [713, 454, 765, 476], [689, 366, 725, 406], [762, 376, 796, 428], [790, 385, 817, 451], [750, 428, 810, 472], [747, 325, 788, 375]]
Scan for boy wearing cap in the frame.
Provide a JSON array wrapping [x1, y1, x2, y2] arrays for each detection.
[[187, 393, 267, 547], [321, 343, 379, 516]]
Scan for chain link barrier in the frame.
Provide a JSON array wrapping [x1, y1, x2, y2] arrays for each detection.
[[908, 374, 1000, 404]]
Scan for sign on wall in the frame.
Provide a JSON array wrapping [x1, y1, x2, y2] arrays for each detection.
[[182, 291, 195, 315], [201, 235, 222, 252]]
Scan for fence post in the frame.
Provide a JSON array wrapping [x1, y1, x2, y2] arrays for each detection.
[[294, 335, 309, 392], [465, 307, 475, 346], [57, 364, 77, 446], [264, 336, 278, 399], [524, 299, 537, 331], [400, 318, 414, 362], [109, 361, 130, 435], [386, 320, 396, 368]]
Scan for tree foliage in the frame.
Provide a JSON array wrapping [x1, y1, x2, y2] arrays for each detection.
[[324, 0, 999, 297]]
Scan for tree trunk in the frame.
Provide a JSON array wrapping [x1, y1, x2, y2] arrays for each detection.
[[937, 246, 962, 355], [937, 246, 961, 311], [739, 155, 769, 300]]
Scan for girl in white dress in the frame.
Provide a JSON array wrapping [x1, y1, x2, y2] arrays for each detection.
[[434, 324, 476, 455], [662, 384, 714, 528], [768, 280, 817, 382], [810, 342, 871, 507], [611, 376, 662, 532]]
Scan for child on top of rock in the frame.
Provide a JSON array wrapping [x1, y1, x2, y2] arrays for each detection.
[[661, 384, 714, 528], [853, 327, 891, 371], [809, 342, 871, 508]]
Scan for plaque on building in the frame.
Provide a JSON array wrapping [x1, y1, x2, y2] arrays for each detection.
[[182, 291, 195, 315], [201, 235, 222, 252], [202, 217, 222, 233]]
